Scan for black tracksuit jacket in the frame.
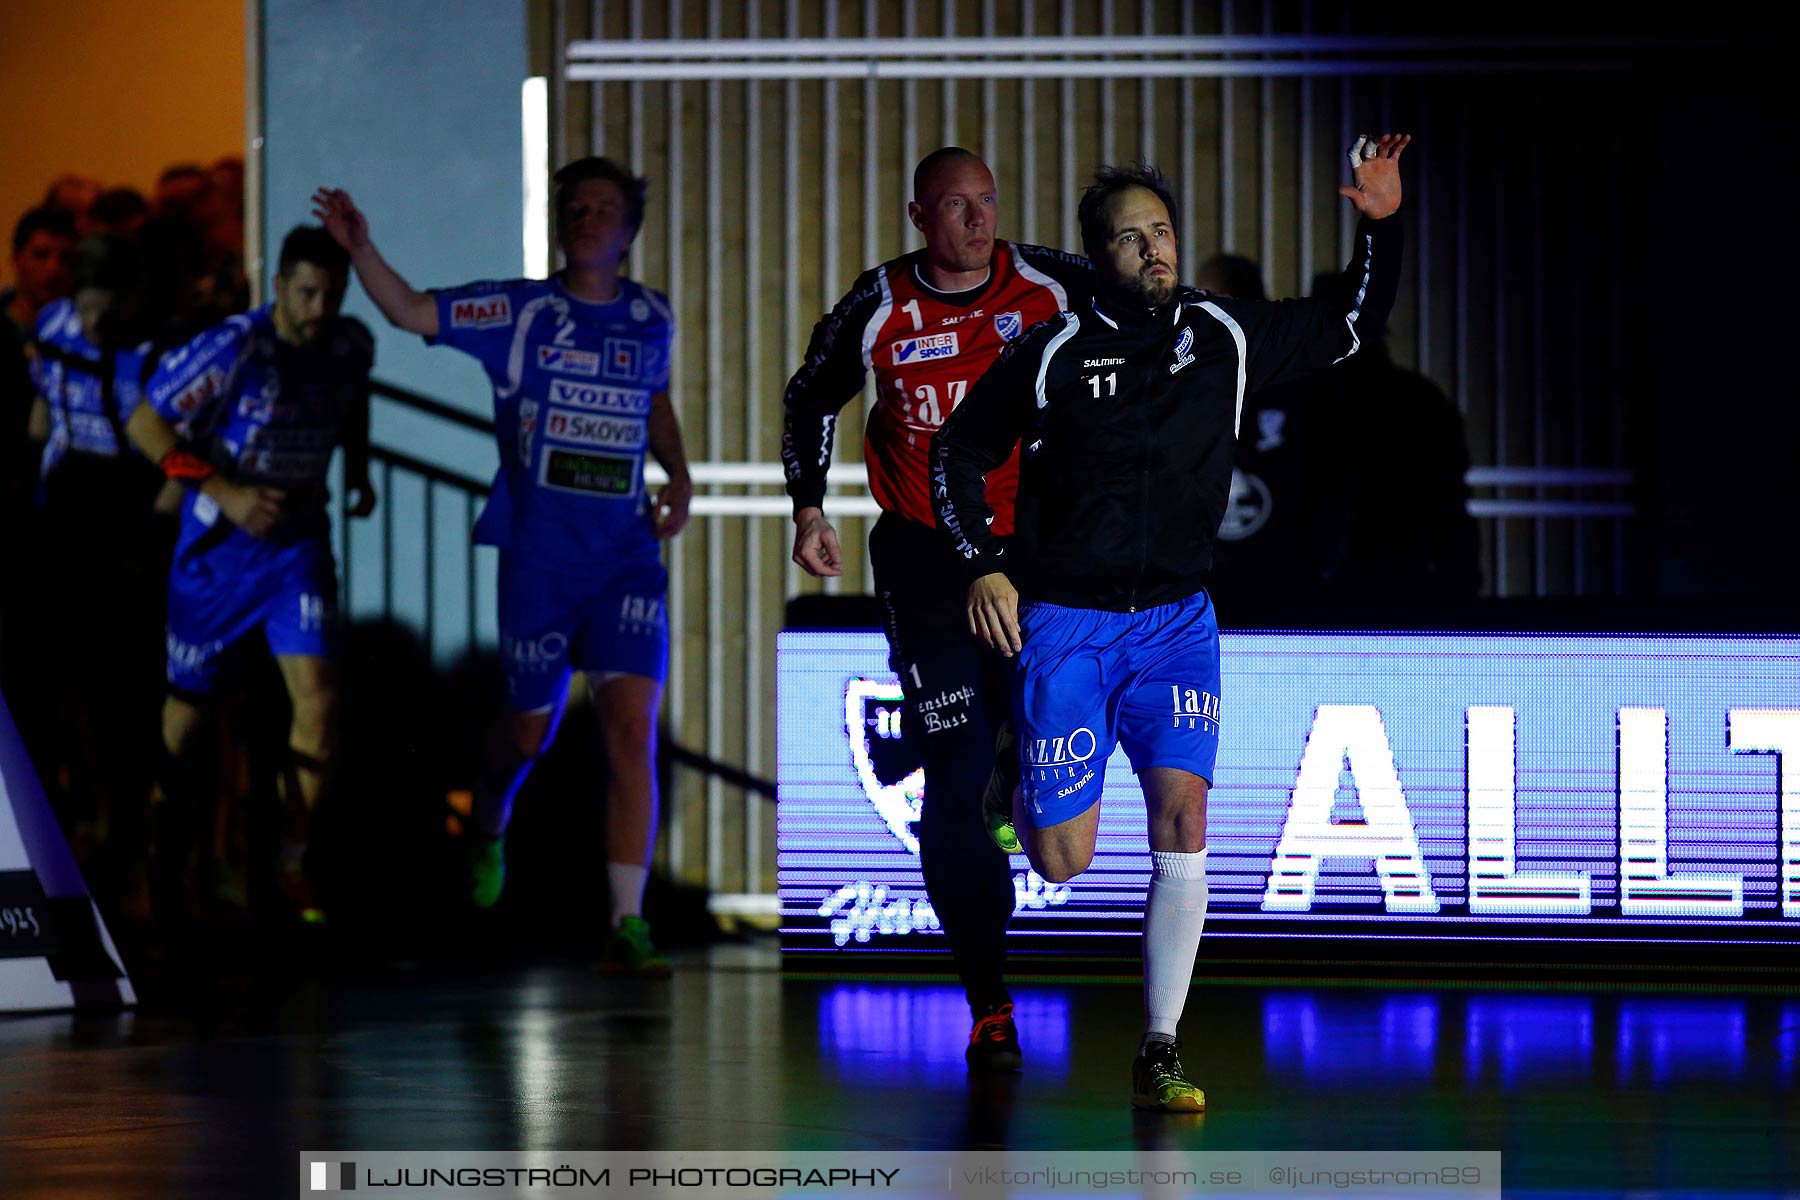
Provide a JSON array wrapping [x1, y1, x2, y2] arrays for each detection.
[[931, 214, 1403, 613]]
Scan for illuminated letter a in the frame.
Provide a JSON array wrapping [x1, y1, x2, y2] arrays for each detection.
[[1262, 705, 1440, 913]]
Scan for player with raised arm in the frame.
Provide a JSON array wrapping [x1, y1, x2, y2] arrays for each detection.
[[128, 225, 377, 925], [934, 136, 1409, 1108], [781, 147, 1091, 1069], [312, 157, 692, 972]]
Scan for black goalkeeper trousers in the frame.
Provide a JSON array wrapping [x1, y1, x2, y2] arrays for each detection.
[[869, 512, 1016, 1013]]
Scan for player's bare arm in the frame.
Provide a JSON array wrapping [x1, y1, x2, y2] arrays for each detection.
[[126, 404, 287, 538], [967, 571, 1021, 657], [647, 390, 691, 540], [309, 187, 439, 338], [1338, 133, 1410, 219]]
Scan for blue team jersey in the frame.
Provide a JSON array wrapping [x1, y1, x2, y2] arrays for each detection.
[[30, 298, 150, 476], [428, 275, 673, 574], [146, 305, 373, 569]]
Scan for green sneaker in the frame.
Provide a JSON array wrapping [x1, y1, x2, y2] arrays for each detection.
[[469, 834, 506, 909], [602, 914, 671, 976], [276, 862, 327, 926], [982, 720, 1022, 855], [1131, 1039, 1206, 1111]]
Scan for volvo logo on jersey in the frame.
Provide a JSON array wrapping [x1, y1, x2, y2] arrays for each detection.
[[892, 332, 959, 365]]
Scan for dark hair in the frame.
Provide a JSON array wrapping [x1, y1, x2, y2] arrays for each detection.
[[12, 205, 76, 256], [72, 235, 143, 295], [912, 146, 985, 201], [1077, 163, 1179, 261], [158, 163, 208, 188], [1197, 253, 1266, 301], [90, 187, 151, 229], [277, 224, 349, 277], [552, 156, 647, 229]]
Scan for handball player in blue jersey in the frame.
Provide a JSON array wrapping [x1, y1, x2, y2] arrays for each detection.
[[128, 226, 378, 924], [311, 157, 693, 972]]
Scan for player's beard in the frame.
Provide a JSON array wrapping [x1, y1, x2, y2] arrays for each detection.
[[1117, 265, 1177, 309]]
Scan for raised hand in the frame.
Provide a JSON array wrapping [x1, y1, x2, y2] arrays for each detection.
[[1337, 133, 1411, 220], [310, 187, 371, 253]]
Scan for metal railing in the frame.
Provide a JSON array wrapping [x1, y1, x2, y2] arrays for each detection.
[[344, 380, 779, 916]]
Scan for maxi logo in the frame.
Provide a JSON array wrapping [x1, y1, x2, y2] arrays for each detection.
[[547, 380, 651, 416], [536, 345, 600, 376], [171, 365, 228, 416], [545, 408, 646, 451], [451, 295, 512, 330], [891, 331, 959, 365]]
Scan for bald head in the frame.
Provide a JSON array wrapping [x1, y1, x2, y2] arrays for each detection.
[[913, 146, 986, 202], [907, 148, 998, 286]]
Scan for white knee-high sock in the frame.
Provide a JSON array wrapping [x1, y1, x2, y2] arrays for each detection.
[[1143, 848, 1208, 1041], [609, 862, 648, 926]]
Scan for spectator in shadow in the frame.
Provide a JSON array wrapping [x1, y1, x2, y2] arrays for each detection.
[[42, 174, 102, 233], [23, 235, 168, 897], [2, 207, 77, 733], [154, 164, 212, 225], [90, 187, 151, 239], [4, 206, 76, 339], [1201, 259, 1479, 619]]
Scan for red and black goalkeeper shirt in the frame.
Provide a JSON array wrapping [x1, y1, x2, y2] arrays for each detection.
[[781, 240, 1091, 535]]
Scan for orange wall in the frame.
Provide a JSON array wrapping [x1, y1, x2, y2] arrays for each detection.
[[0, 0, 244, 288]]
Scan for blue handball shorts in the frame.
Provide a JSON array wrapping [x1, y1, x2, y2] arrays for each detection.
[[1012, 589, 1222, 829], [165, 545, 339, 697], [498, 553, 669, 713]]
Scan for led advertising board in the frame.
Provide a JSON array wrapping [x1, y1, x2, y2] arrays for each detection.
[[777, 631, 1800, 957]]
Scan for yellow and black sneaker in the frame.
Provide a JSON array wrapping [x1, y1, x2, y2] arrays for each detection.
[[966, 1001, 1023, 1072], [982, 721, 1022, 855], [601, 915, 671, 977], [1131, 1038, 1205, 1111]]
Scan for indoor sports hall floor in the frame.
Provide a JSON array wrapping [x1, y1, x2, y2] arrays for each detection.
[[2, 943, 1796, 1198]]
